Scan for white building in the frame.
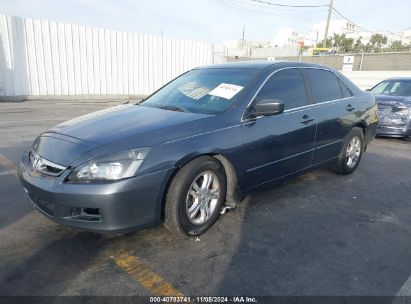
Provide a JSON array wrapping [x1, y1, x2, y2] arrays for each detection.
[[312, 19, 356, 41], [223, 39, 262, 49], [299, 19, 357, 46], [270, 20, 408, 49], [223, 40, 242, 49], [400, 29, 411, 45], [268, 20, 356, 48], [270, 27, 299, 47]]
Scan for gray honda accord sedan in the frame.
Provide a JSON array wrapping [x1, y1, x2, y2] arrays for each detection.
[[369, 77, 411, 139], [18, 61, 379, 236]]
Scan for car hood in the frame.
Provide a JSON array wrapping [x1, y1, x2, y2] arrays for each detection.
[[375, 94, 411, 107], [49, 104, 211, 144], [34, 105, 212, 166]]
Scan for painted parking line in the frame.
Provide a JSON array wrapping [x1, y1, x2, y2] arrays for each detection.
[[114, 251, 185, 296], [0, 118, 65, 125], [0, 170, 16, 176], [0, 154, 18, 178]]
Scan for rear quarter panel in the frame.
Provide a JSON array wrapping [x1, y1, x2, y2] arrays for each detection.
[[356, 92, 379, 144], [336, 71, 379, 144]]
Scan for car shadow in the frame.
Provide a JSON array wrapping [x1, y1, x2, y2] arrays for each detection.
[[215, 147, 411, 296]]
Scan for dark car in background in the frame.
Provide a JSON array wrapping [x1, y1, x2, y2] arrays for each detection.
[[369, 78, 411, 139], [18, 62, 379, 237]]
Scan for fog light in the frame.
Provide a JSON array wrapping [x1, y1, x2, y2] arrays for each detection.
[[70, 207, 102, 222], [83, 208, 100, 215]]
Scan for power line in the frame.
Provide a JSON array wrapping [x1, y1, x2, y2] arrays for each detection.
[[206, 0, 326, 20], [248, 0, 328, 8], [332, 7, 396, 35], [232, 0, 327, 13], [207, 0, 398, 42], [331, 7, 374, 33]]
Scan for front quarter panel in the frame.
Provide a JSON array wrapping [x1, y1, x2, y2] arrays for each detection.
[[140, 122, 245, 189]]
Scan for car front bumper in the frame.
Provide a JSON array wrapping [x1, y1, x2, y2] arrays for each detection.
[[18, 152, 172, 233], [377, 124, 411, 138]]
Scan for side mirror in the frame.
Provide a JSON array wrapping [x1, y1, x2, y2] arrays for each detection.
[[254, 99, 285, 117], [365, 88, 371, 91]]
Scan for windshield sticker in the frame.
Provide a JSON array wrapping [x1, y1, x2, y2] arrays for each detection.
[[208, 83, 244, 100], [179, 82, 211, 100]]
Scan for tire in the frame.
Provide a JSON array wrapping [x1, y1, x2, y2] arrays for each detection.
[[164, 156, 227, 236], [331, 127, 364, 175]]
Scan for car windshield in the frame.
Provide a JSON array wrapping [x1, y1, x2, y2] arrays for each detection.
[[370, 80, 411, 97], [140, 68, 259, 114]]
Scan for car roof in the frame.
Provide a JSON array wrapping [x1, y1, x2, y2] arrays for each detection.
[[197, 60, 363, 95], [201, 61, 279, 69], [382, 77, 411, 81], [198, 60, 335, 71]]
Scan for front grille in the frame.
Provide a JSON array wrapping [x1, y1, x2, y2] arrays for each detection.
[[29, 150, 66, 177]]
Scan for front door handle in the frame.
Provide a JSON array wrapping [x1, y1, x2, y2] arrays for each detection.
[[300, 115, 315, 124], [346, 104, 356, 112]]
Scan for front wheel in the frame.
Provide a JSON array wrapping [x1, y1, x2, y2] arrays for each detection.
[[164, 156, 227, 236], [331, 127, 364, 175]]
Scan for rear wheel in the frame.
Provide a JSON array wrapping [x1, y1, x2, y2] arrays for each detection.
[[164, 156, 227, 236], [331, 127, 364, 175]]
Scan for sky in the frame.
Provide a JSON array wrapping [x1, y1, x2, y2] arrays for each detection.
[[0, 0, 410, 43]]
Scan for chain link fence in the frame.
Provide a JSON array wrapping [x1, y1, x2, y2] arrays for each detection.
[[226, 50, 411, 71], [278, 52, 411, 71]]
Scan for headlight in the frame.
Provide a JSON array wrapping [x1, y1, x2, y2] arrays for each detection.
[[68, 148, 150, 182]]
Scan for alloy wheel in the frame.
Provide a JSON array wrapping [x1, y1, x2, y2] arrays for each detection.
[[346, 136, 361, 168], [185, 171, 220, 225]]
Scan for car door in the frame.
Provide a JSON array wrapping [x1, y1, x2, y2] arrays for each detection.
[[304, 68, 354, 165], [242, 68, 317, 189]]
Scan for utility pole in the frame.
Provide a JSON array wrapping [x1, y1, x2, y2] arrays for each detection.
[[241, 25, 245, 49], [322, 0, 333, 48]]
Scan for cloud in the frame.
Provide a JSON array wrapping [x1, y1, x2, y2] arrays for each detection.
[[0, 0, 409, 42]]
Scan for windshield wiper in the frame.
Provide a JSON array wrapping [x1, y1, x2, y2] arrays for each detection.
[[157, 105, 186, 112]]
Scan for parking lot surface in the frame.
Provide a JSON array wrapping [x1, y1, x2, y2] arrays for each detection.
[[1, 101, 411, 297]]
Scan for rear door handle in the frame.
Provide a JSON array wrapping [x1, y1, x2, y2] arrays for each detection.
[[346, 104, 356, 112], [300, 115, 315, 124]]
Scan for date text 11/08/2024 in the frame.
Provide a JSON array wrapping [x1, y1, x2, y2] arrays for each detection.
[[149, 296, 257, 303]]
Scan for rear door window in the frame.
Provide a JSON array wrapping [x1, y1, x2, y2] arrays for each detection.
[[255, 68, 308, 110], [338, 79, 353, 98], [305, 69, 343, 103]]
